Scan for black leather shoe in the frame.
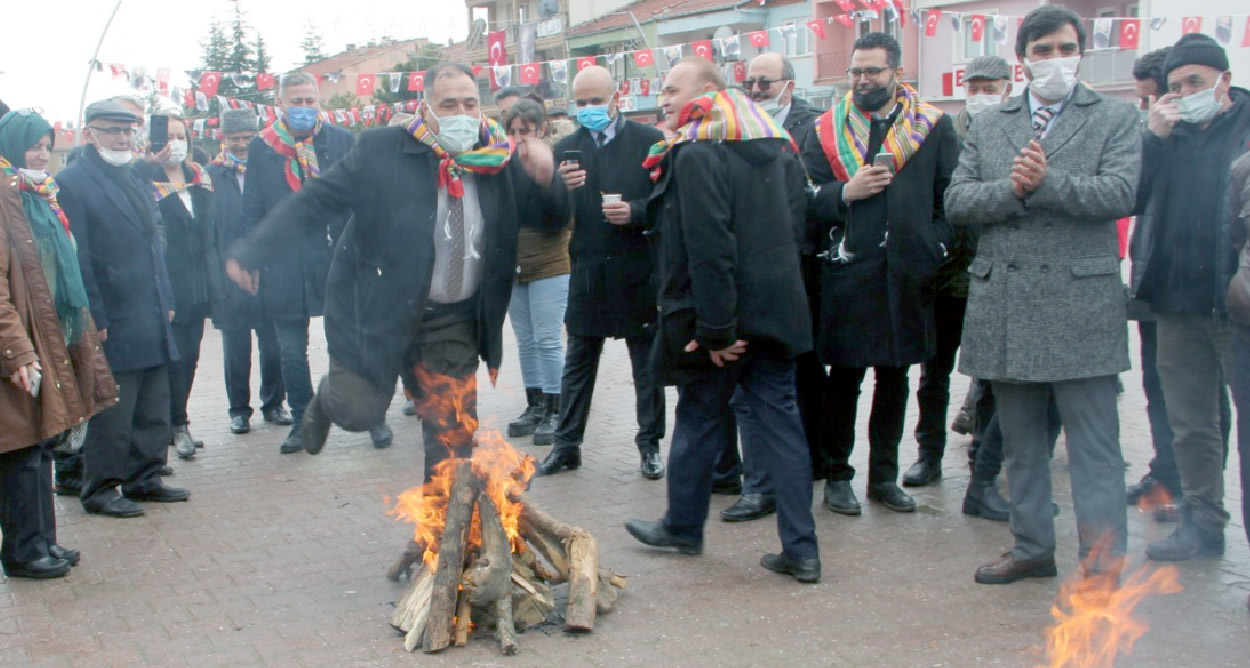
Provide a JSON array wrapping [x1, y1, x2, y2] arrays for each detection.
[[721, 493, 777, 522], [639, 451, 665, 480], [54, 475, 81, 497], [279, 428, 304, 454], [402, 398, 417, 416], [83, 495, 145, 518], [158, 465, 174, 477], [49, 544, 80, 567], [370, 423, 394, 449], [624, 519, 702, 555], [868, 482, 916, 513], [124, 485, 191, 503], [711, 478, 743, 495], [963, 474, 1010, 522], [301, 397, 332, 455], [230, 415, 250, 434], [902, 459, 942, 487], [263, 406, 294, 426], [823, 480, 861, 516], [2, 556, 71, 579], [760, 552, 821, 583], [536, 446, 580, 475], [975, 552, 1058, 585]]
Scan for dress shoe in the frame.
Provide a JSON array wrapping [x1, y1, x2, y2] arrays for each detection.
[[2, 556, 71, 579], [1125, 473, 1158, 505], [974, 552, 1058, 585], [868, 482, 916, 513], [902, 459, 942, 487], [963, 473, 1010, 522], [1146, 520, 1224, 561], [280, 427, 305, 454], [532, 394, 561, 446], [951, 408, 974, 435], [711, 478, 743, 495], [230, 415, 250, 434], [507, 389, 545, 438], [301, 396, 332, 455], [402, 398, 417, 417], [158, 465, 174, 477], [370, 423, 394, 449], [83, 495, 145, 518], [721, 493, 776, 522], [535, 446, 580, 475], [639, 450, 665, 480], [172, 425, 196, 460], [760, 552, 821, 583], [624, 519, 702, 555], [124, 485, 191, 503], [823, 480, 861, 516], [54, 474, 81, 497], [49, 544, 80, 567], [263, 406, 294, 425]]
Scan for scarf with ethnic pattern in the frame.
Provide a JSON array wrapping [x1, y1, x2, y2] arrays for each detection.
[[406, 113, 512, 198], [212, 151, 246, 176], [261, 115, 322, 192], [152, 161, 213, 201], [0, 156, 71, 235], [642, 87, 796, 182], [815, 82, 944, 182]]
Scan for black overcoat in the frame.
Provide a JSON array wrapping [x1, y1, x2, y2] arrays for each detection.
[[137, 163, 215, 324], [205, 162, 265, 330]]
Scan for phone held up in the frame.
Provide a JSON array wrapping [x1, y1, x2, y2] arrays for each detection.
[[148, 114, 169, 154], [563, 150, 581, 169], [873, 151, 894, 174]]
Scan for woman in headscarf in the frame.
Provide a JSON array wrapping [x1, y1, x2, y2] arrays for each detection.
[[0, 109, 117, 579], [137, 114, 214, 460]]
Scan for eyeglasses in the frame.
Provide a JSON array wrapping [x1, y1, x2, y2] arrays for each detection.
[[86, 126, 136, 136], [744, 78, 785, 91], [846, 67, 892, 79]]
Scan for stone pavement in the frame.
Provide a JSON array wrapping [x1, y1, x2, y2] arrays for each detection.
[[1, 320, 1246, 668]]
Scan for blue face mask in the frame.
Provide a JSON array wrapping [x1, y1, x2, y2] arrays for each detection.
[[286, 105, 319, 131], [577, 104, 612, 132], [227, 152, 247, 164]]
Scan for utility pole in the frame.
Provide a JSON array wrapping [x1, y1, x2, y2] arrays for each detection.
[[77, 0, 124, 137]]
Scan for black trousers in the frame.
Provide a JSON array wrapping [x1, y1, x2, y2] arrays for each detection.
[[819, 365, 910, 485], [915, 296, 966, 462], [221, 321, 285, 419], [169, 317, 205, 426], [81, 365, 171, 505], [0, 442, 56, 563], [554, 334, 665, 453]]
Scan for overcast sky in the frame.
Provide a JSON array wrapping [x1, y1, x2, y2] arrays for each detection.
[[1, 0, 469, 123]]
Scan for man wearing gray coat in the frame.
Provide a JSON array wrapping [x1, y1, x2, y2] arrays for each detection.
[[945, 6, 1140, 585]]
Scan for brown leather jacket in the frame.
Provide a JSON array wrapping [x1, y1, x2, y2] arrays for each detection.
[[0, 175, 117, 454]]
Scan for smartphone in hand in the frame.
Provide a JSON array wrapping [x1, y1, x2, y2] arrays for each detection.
[[873, 152, 894, 174], [148, 114, 169, 154], [28, 367, 42, 398], [563, 149, 581, 168]]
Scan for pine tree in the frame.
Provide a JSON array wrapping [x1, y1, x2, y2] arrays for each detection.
[[200, 21, 230, 72], [302, 24, 327, 65], [254, 34, 271, 75], [226, 0, 255, 75], [371, 42, 447, 105]]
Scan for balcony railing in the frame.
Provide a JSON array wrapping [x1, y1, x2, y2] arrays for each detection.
[[1080, 48, 1136, 86], [815, 50, 853, 85]]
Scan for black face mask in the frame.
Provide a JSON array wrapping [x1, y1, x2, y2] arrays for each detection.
[[853, 79, 896, 113]]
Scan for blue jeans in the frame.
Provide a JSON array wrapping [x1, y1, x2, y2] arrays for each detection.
[[508, 275, 569, 394], [272, 318, 313, 424]]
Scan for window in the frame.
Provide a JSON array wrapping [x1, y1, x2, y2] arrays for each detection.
[[960, 13, 994, 61], [1093, 8, 1118, 50], [783, 20, 811, 57], [856, 12, 903, 59], [1127, 3, 1140, 18]]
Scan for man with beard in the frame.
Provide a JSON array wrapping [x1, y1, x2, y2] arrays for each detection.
[[806, 32, 958, 516]]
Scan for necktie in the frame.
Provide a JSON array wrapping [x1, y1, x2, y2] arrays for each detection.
[[1032, 106, 1056, 139], [445, 196, 465, 302], [597, 132, 607, 148]]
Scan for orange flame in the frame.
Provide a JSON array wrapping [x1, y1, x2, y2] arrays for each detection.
[[1135, 485, 1174, 515], [386, 367, 536, 566], [1040, 542, 1182, 668]]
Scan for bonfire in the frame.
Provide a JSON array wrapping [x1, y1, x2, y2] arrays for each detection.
[[384, 370, 626, 655]]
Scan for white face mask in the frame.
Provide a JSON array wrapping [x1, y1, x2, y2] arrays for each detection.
[[96, 145, 135, 166], [1027, 55, 1081, 101], [1176, 85, 1223, 125], [18, 168, 49, 181], [428, 105, 481, 154], [965, 93, 1002, 117], [760, 83, 791, 115], [166, 140, 188, 164]]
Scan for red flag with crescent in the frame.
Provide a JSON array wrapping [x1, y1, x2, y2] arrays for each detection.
[[520, 63, 540, 85], [408, 72, 425, 92], [355, 73, 375, 96], [691, 40, 714, 60], [577, 56, 597, 71], [200, 71, 221, 96], [633, 49, 655, 68], [1119, 19, 1140, 49], [924, 10, 940, 37], [969, 15, 985, 42], [733, 61, 747, 82], [748, 31, 770, 48], [488, 30, 507, 66], [806, 20, 826, 41], [256, 73, 275, 90], [1182, 17, 1202, 35]]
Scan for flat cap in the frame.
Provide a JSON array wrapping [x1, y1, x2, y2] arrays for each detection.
[[84, 99, 139, 124], [965, 55, 1011, 82], [220, 109, 259, 133]]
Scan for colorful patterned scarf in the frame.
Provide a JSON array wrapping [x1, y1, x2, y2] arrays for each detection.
[[0, 156, 71, 235], [815, 82, 944, 182], [212, 151, 246, 176], [151, 161, 213, 201], [642, 88, 796, 182], [260, 116, 321, 192], [406, 113, 512, 198]]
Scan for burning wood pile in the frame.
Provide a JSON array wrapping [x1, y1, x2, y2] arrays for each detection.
[[384, 373, 626, 656]]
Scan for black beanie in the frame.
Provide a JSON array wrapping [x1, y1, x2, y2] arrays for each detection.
[[1164, 33, 1229, 77]]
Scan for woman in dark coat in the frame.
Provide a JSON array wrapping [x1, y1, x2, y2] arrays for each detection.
[[0, 110, 117, 579]]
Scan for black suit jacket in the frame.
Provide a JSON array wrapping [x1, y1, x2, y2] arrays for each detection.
[[229, 126, 562, 392]]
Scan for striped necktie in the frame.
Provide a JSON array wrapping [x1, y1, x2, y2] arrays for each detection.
[[1032, 106, 1057, 139]]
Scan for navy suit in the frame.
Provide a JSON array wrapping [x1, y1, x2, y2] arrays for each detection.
[[56, 149, 178, 505]]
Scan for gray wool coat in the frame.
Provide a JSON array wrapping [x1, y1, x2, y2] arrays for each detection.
[[945, 84, 1140, 383]]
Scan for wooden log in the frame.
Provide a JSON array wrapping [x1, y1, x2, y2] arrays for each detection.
[[531, 553, 565, 584], [564, 529, 600, 632], [495, 595, 519, 655], [518, 496, 578, 540], [386, 539, 424, 582], [454, 594, 472, 647], [511, 567, 555, 629], [423, 460, 479, 654], [390, 564, 435, 632], [519, 517, 571, 578], [595, 570, 619, 614], [464, 495, 513, 605]]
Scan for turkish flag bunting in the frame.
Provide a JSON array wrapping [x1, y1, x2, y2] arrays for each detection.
[[748, 31, 769, 48], [733, 61, 747, 82], [471, 65, 484, 76], [836, 15, 855, 28], [183, 90, 195, 107], [836, 0, 855, 11], [894, 0, 906, 25], [1182, 17, 1202, 35], [1244, 17, 1250, 48], [924, 10, 941, 36], [691, 40, 714, 60], [488, 30, 507, 66], [577, 56, 597, 71], [970, 15, 985, 42], [633, 49, 655, 68], [806, 19, 826, 41], [408, 72, 425, 92], [356, 74, 375, 96], [1119, 19, 1141, 49], [256, 73, 275, 90], [520, 63, 541, 85], [640, 78, 651, 96], [199, 72, 221, 96], [619, 79, 631, 95]]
